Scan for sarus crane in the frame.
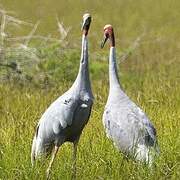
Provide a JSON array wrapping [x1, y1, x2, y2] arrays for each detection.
[[31, 13, 94, 178], [101, 24, 159, 165]]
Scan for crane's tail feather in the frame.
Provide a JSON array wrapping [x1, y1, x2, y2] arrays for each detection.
[[31, 136, 37, 166], [134, 143, 160, 166], [31, 125, 39, 166]]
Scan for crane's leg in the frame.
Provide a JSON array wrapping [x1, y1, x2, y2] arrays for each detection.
[[46, 145, 59, 180], [72, 138, 79, 179]]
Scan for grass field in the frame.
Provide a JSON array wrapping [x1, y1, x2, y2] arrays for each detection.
[[0, 0, 180, 179]]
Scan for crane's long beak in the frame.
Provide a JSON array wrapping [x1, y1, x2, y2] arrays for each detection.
[[81, 17, 91, 31], [101, 35, 108, 48], [81, 20, 85, 31], [81, 20, 86, 31]]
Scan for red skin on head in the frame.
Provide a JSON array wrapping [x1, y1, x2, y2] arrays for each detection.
[[104, 26, 115, 47]]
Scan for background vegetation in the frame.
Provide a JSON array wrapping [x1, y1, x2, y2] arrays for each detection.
[[0, 0, 180, 179]]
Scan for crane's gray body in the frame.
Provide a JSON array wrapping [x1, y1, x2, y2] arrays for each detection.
[[32, 35, 93, 158], [103, 47, 159, 163]]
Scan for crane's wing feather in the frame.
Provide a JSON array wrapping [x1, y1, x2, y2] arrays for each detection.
[[130, 105, 157, 146], [104, 101, 157, 147], [39, 95, 78, 134]]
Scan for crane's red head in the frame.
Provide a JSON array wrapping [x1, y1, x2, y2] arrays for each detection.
[[82, 13, 91, 36], [101, 24, 115, 48]]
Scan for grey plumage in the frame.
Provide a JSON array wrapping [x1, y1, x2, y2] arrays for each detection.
[[102, 26, 159, 165], [31, 14, 93, 177]]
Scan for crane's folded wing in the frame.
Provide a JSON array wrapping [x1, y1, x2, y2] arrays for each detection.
[[38, 96, 78, 134], [52, 98, 78, 133]]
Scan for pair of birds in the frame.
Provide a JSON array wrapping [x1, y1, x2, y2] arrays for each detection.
[[31, 13, 159, 178]]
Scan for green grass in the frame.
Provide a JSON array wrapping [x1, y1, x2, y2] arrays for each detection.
[[0, 57, 179, 179], [0, 0, 180, 179]]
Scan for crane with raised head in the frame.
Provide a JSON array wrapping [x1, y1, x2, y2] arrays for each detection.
[[31, 13, 94, 178], [101, 24, 159, 165]]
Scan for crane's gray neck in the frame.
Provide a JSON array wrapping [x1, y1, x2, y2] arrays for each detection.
[[109, 47, 121, 92], [71, 35, 91, 92]]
